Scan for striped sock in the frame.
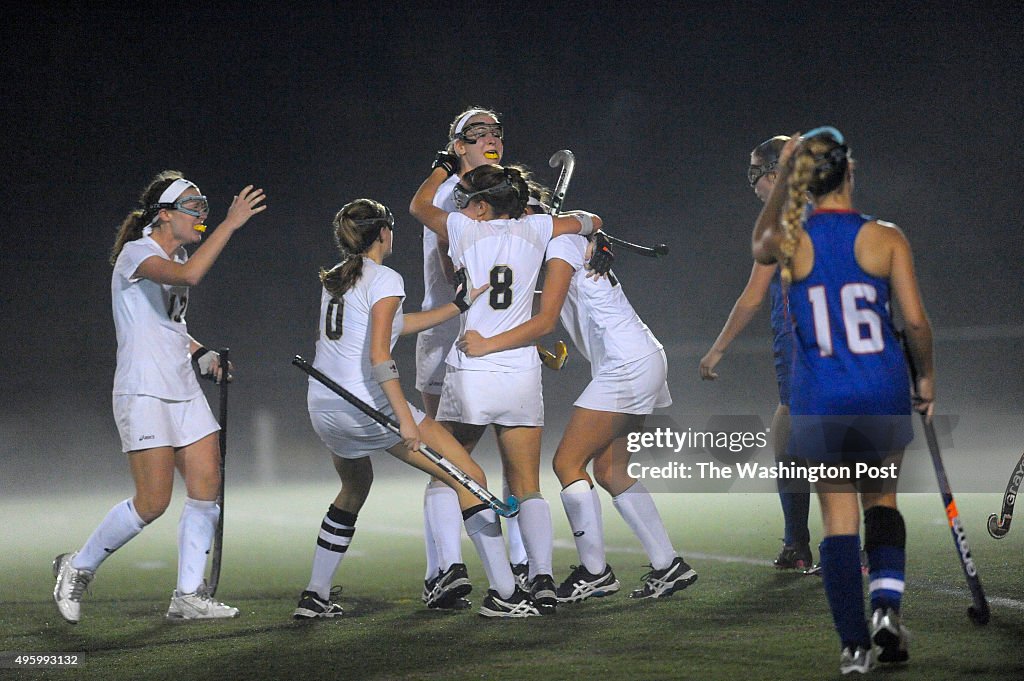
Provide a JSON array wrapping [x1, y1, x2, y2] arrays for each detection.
[[307, 505, 356, 600], [865, 506, 907, 613]]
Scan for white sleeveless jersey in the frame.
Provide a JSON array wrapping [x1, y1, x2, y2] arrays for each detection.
[[421, 175, 460, 311], [545, 234, 663, 375], [112, 236, 203, 400], [308, 258, 406, 412], [445, 211, 553, 371]]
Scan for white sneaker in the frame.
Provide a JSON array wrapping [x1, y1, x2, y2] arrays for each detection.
[[870, 607, 910, 663], [166, 590, 240, 620], [52, 552, 93, 624], [839, 646, 876, 675]]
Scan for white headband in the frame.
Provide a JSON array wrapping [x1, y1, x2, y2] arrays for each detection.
[[453, 109, 490, 137], [158, 178, 198, 203]]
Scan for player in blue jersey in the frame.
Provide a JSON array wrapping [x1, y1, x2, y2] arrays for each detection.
[[700, 135, 818, 572], [752, 128, 934, 674]]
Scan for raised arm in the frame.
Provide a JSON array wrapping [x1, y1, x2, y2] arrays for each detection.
[[135, 186, 266, 286], [699, 261, 776, 379], [410, 167, 452, 239], [458, 258, 574, 357], [752, 136, 800, 264]]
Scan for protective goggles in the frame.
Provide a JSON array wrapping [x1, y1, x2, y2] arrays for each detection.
[[455, 122, 504, 143], [351, 207, 395, 229], [452, 178, 512, 209], [155, 194, 210, 217], [747, 161, 778, 187]]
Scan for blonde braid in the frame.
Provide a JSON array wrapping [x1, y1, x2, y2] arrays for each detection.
[[779, 151, 815, 284]]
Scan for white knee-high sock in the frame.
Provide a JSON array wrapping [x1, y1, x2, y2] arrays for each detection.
[[422, 482, 439, 579], [177, 497, 220, 594], [424, 482, 463, 574], [518, 496, 554, 579], [74, 498, 146, 572], [464, 506, 515, 598], [503, 478, 528, 565], [560, 480, 606, 574], [307, 505, 357, 600], [612, 482, 677, 570]]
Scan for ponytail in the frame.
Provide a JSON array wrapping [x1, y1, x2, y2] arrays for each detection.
[[110, 170, 185, 265]]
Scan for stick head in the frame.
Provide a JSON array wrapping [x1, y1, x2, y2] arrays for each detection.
[[987, 513, 1010, 539], [496, 495, 520, 518], [549, 149, 575, 171], [653, 243, 669, 257], [968, 604, 991, 625]]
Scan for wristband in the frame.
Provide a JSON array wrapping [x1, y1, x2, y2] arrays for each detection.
[[574, 212, 596, 236], [371, 360, 400, 384]]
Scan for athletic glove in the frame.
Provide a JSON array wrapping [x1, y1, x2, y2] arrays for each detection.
[[191, 347, 219, 382], [453, 267, 473, 312], [587, 232, 615, 276], [431, 150, 460, 177]]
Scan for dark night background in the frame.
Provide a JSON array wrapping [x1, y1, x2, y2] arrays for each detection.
[[2, 2, 1022, 492]]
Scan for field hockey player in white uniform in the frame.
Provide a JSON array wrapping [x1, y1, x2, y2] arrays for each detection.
[[295, 199, 539, 619], [459, 203, 698, 602], [53, 171, 266, 623], [416, 107, 532, 610], [411, 162, 602, 612]]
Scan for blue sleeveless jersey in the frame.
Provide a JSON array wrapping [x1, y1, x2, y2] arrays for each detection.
[[787, 210, 912, 461], [768, 267, 793, 406]]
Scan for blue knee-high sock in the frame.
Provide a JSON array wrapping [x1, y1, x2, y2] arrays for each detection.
[[864, 506, 906, 613], [777, 456, 810, 546], [820, 535, 870, 650]]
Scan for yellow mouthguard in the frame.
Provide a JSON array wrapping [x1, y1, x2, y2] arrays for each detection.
[[193, 224, 207, 233], [484, 151, 499, 159]]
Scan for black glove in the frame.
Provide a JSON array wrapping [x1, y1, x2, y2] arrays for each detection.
[[431, 150, 460, 177], [453, 267, 472, 312], [588, 233, 615, 276]]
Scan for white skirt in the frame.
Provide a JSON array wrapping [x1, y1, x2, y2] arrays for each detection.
[[113, 393, 220, 453], [309, 400, 427, 459], [574, 350, 672, 414], [437, 365, 544, 427]]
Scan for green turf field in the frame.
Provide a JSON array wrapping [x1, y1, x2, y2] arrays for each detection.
[[2, 475, 1021, 680]]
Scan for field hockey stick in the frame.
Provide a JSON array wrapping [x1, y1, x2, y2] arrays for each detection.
[[548, 149, 575, 214], [292, 356, 519, 517], [601, 233, 670, 258], [987, 449, 1024, 538], [203, 347, 229, 598], [901, 335, 990, 625], [533, 151, 575, 370], [548, 149, 668, 258]]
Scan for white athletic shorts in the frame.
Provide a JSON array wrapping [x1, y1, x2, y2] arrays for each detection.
[[437, 365, 544, 427], [113, 393, 219, 453], [309, 401, 427, 459], [415, 321, 459, 395], [575, 350, 673, 414]]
